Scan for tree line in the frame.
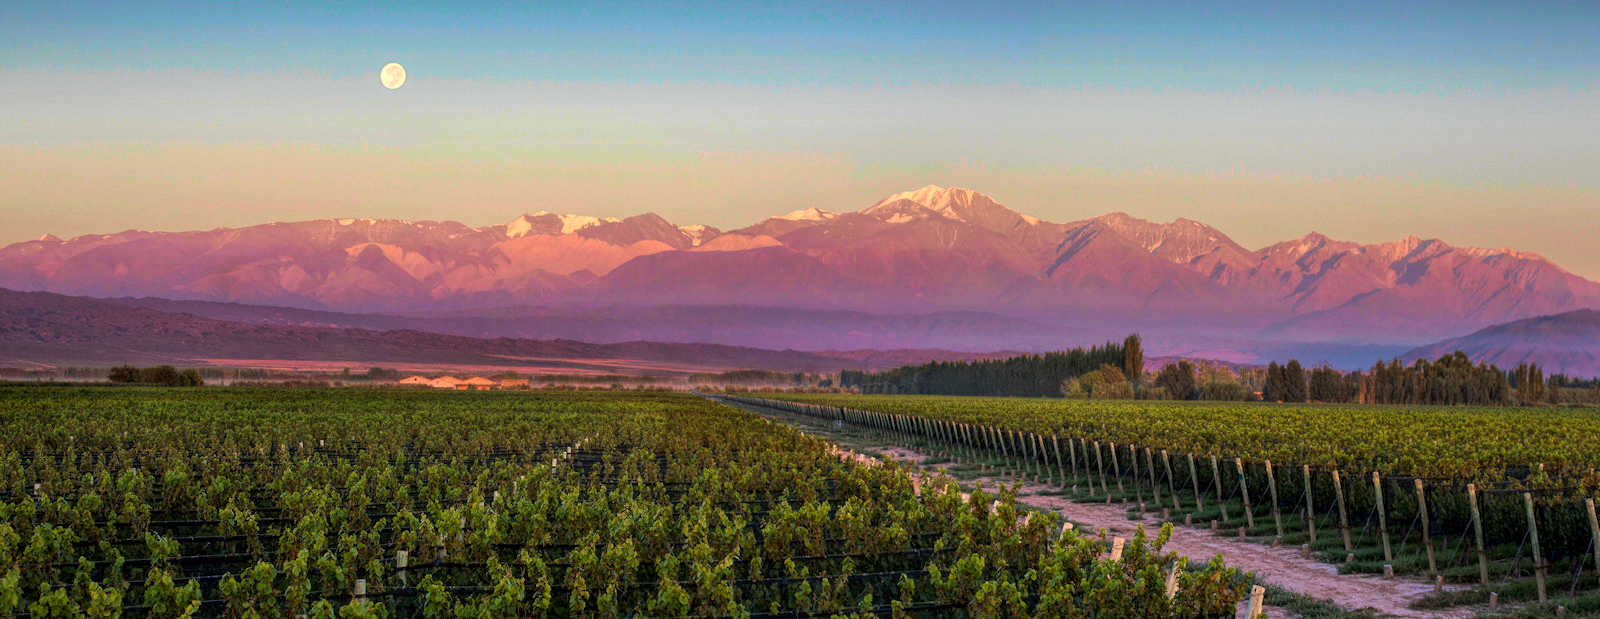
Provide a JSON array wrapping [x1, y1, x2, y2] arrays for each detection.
[[1249, 353, 1560, 406], [107, 365, 204, 387], [835, 336, 1594, 406], [1185, 352, 1578, 406], [839, 335, 1138, 397]]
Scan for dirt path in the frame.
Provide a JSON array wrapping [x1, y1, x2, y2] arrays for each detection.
[[998, 478, 1460, 618], [722, 397, 1473, 618]]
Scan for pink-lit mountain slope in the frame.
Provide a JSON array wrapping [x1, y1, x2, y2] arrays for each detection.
[[1404, 310, 1600, 379], [4, 186, 1597, 347]]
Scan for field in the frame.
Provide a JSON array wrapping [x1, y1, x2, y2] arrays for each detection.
[[751, 393, 1600, 613], [0, 387, 1244, 616], [763, 394, 1600, 487]]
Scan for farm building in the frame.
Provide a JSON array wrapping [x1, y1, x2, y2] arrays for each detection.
[[428, 376, 463, 389], [499, 377, 530, 389], [398, 375, 432, 386]]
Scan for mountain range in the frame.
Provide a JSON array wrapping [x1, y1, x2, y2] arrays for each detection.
[[1404, 309, 1600, 378], [4, 185, 1596, 364]]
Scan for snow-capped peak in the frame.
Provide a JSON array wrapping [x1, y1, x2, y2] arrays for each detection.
[[504, 216, 539, 238], [875, 185, 974, 211], [505, 212, 620, 238], [775, 207, 835, 222], [1462, 246, 1545, 262], [677, 224, 718, 247], [865, 185, 1045, 232], [36, 233, 61, 243]]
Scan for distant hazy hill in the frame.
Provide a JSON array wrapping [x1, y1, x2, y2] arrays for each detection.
[[0, 288, 998, 374], [1404, 309, 1600, 378], [110, 296, 1057, 353]]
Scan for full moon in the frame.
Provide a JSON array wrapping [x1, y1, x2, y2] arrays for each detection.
[[380, 62, 406, 90]]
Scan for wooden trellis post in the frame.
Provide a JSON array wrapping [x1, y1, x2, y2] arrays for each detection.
[[1189, 453, 1203, 510], [1009, 429, 1021, 473], [1131, 444, 1145, 504], [1587, 498, 1600, 588], [1036, 433, 1049, 482], [1095, 441, 1109, 498], [1302, 465, 1316, 545], [1415, 479, 1436, 577], [1067, 436, 1079, 485], [1110, 442, 1125, 494], [1237, 458, 1255, 530], [1211, 455, 1228, 523], [1162, 450, 1180, 511], [1374, 472, 1393, 565], [1145, 447, 1162, 507], [1525, 492, 1546, 603], [1245, 585, 1265, 618], [1333, 470, 1352, 553], [1012, 430, 1023, 472], [1053, 435, 1066, 488], [1265, 460, 1283, 540], [1468, 483, 1489, 586]]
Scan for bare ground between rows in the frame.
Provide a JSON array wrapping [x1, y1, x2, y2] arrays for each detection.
[[724, 397, 1479, 618]]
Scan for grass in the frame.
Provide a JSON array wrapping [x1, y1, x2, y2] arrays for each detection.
[[1258, 583, 1381, 619]]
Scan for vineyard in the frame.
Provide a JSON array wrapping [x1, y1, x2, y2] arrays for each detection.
[[0, 387, 1245, 617], [750, 393, 1600, 613]]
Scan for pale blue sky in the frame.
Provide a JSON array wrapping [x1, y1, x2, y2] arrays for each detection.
[[4, 1, 1599, 275]]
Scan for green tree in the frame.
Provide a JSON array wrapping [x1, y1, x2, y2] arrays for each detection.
[[1282, 360, 1308, 403], [140, 365, 181, 385], [1308, 365, 1352, 402], [107, 366, 141, 383], [1123, 334, 1144, 387], [1084, 364, 1133, 399], [1263, 362, 1283, 402], [1198, 381, 1252, 401], [1153, 361, 1198, 400], [1517, 363, 1547, 404]]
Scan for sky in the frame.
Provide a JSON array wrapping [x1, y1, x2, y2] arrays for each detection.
[[4, 1, 1600, 277]]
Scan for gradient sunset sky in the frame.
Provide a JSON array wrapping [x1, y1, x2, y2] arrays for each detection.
[[4, 1, 1599, 277]]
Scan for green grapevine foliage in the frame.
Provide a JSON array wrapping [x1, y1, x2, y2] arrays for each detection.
[[0, 387, 1243, 615]]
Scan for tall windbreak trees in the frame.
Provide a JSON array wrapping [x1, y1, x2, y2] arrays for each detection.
[[1261, 362, 1305, 403], [1281, 361, 1308, 403], [1307, 365, 1354, 403], [1513, 362, 1547, 405], [839, 338, 1128, 396], [1123, 333, 1144, 388], [1366, 353, 1512, 406], [1258, 352, 1516, 406]]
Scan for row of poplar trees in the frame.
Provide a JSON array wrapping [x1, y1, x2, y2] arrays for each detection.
[[840, 335, 1139, 397], [1261, 352, 1554, 406]]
